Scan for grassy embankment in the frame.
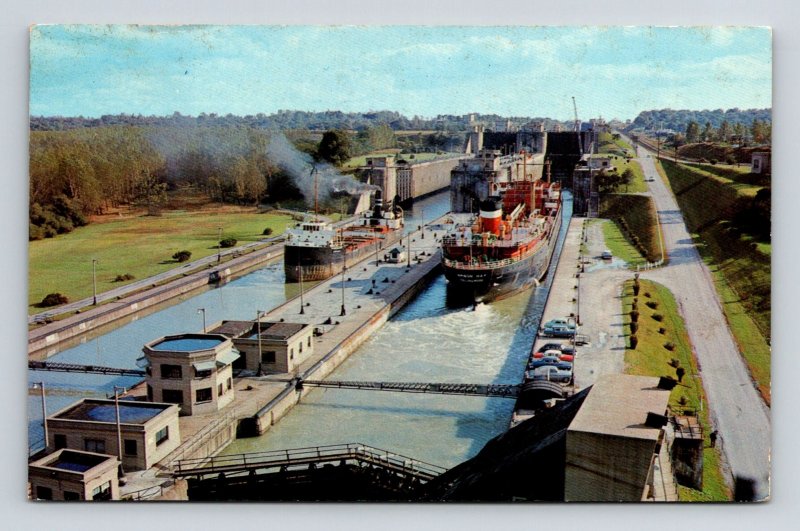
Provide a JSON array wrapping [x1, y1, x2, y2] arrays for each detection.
[[658, 159, 771, 404], [600, 194, 662, 265], [596, 132, 659, 266], [622, 278, 731, 502], [29, 206, 294, 313]]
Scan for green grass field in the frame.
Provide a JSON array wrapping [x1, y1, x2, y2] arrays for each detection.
[[29, 208, 293, 312], [622, 279, 731, 501], [600, 194, 662, 263]]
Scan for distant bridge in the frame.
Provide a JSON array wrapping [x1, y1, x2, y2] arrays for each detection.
[[28, 360, 145, 378]]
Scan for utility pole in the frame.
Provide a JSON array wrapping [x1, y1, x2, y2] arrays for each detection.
[[340, 264, 347, 316], [92, 258, 98, 306]]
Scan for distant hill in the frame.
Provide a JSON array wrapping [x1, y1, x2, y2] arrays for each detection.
[[629, 108, 771, 132]]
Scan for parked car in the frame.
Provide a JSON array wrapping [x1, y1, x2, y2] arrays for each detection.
[[542, 325, 576, 338], [542, 318, 575, 330], [535, 342, 567, 355], [529, 356, 573, 371], [532, 349, 574, 362], [601, 249, 613, 260], [527, 365, 572, 383]]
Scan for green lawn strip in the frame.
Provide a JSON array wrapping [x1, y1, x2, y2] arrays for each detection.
[[600, 194, 661, 263], [29, 210, 293, 311], [600, 220, 646, 266], [622, 278, 731, 501]]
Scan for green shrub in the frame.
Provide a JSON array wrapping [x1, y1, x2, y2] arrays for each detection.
[[41, 292, 68, 306], [114, 273, 135, 282], [658, 327, 666, 335], [263, 228, 274, 236], [646, 301, 659, 309], [676, 366, 686, 382], [630, 310, 639, 322], [630, 335, 638, 349], [652, 313, 664, 322], [630, 321, 639, 334], [664, 341, 676, 351], [219, 238, 238, 248], [173, 250, 192, 262]]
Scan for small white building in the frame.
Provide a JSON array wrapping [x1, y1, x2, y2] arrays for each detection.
[[46, 398, 180, 472], [209, 320, 314, 374], [140, 334, 239, 416], [751, 152, 771, 175], [29, 449, 120, 501]]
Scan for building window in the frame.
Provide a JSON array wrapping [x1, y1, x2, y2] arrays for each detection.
[[162, 389, 184, 404], [35, 486, 53, 500], [84, 439, 106, 454], [124, 439, 138, 456], [54, 434, 67, 449], [196, 388, 212, 403], [195, 368, 212, 379], [146, 384, 153, 401], [160, 364, 182, 380], [155, 426, 169, 446], [63, 491, 80, 501], [227, 377, 232, 390], [299, 342, 303, 353], [218, 383, 223, 397], [261, 351, 276, 364], [92, 481, 112, 501], [308, 337, 311, 347], [290, 348, 294, 360]]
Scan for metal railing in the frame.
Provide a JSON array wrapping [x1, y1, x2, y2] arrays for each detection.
[[122, 481, 172, 501], [173, 442, 447, 481], [164, 409, 239, 470], [442, 256, 518, 270]]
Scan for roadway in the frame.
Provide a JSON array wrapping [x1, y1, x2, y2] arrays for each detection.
[[634, 141, 771, 500]]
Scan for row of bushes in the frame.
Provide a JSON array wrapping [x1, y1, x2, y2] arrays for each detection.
[[29, 196, 88, 240]]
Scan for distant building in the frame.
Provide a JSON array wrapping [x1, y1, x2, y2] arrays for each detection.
[[751, 152, 771, 175], [208, 320, 314, 374], [140, 334, 239, 416], [46, 398, 180, 471], [29, 449, 120, 501]]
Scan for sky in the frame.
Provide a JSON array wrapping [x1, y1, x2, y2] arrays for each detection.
[[29, 25, 772, 122]]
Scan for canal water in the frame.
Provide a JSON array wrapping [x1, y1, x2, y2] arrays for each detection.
[[26, 192, 452, 449], [220, 193, 573, 468]]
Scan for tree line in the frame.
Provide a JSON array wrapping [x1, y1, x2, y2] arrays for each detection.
[[28, 123, 418, 241], [629, 108, 771, 135]]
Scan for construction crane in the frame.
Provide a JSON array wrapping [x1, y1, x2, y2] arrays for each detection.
[[572, 96, 580, 132]]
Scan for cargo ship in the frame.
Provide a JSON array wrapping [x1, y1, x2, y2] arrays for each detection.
[[441, 169, 562, 303], [284, 192, 405, 282]]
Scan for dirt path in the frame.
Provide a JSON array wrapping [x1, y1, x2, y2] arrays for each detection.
[[635, 143, 771, 501]]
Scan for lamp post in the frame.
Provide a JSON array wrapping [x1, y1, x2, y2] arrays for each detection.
[[113, 386, 125, 465], [340, 265, 347, 316], [197, 308, 206, 333], [92, 258, 98, 306], [298, 266, 305, 315], [568, 316, 578, 387], [34, 382, 48, 448], [217, 226, 223, 263], [256, 310, 264, 372]]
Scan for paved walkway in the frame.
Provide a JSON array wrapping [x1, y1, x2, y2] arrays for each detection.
[[635, 142, 771, 501]]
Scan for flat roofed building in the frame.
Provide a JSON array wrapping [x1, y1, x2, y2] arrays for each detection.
[[29, 449, 120, 501], [209, 320, 313, 374], [46, 399, 180, 472], [140, 333, 239, 415], [564, 374, 671, 501]]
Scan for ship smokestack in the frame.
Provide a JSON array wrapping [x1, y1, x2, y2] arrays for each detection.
[[479, 197, 502, 236], [373, 190, 384, 218]]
